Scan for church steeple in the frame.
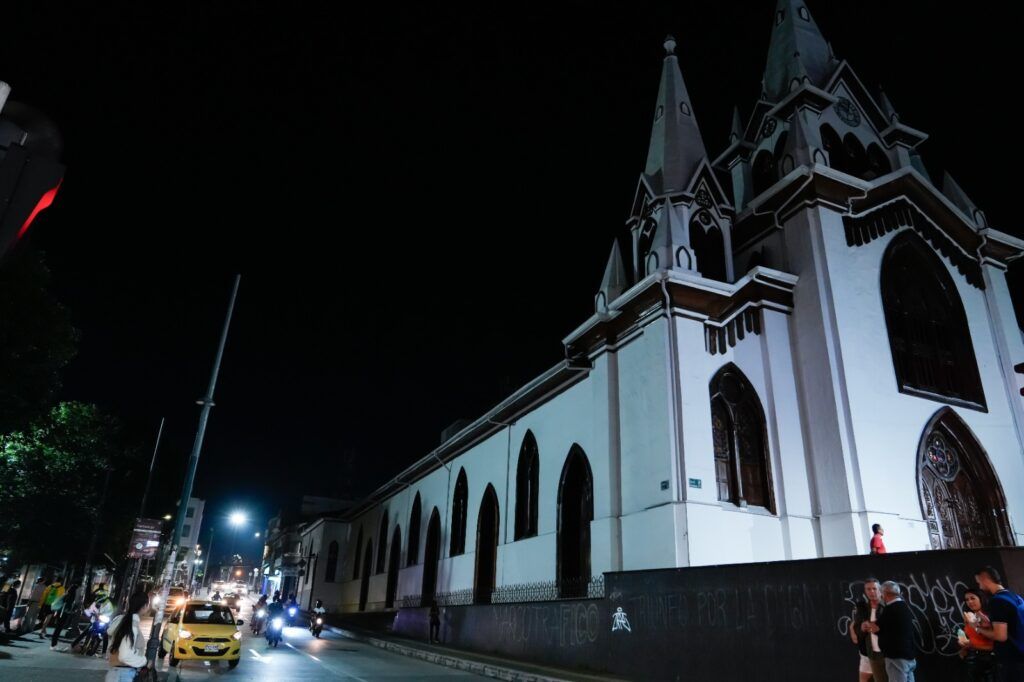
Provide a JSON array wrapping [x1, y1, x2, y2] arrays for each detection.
[[595, 239, 629, 313], [643, 36, 707, 196], [645, 201, 694, 275], [762, 0, 834, 102]]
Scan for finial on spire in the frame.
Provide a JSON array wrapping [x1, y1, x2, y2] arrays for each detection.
[[729, 106, 743, 143], [663, 35, 676, 55]]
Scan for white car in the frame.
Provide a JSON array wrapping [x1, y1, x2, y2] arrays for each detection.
[[233, 582, 248, 595]]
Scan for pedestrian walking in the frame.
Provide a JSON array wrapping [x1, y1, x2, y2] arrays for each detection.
[[36, 576, 65, 637], [864, 581, 916, 681], [24, 576, 46, 632], [973, 566, 1024, 682], [1, 579, 20, 633], [870, 524, 887, 555], [428, 599, 440, 644], [105, 592, 153, 682], [49, 581, 80, 650], [850, 578, 887, 682]]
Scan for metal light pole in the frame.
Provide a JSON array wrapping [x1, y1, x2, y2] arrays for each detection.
[[123, 417, 165, 607], [145, 275, 240, 664], [201, 526, 216, 591]]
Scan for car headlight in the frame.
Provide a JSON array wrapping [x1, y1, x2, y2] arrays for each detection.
[[99, 615, 110, 624], [179, 629, 193, 639], [272, 618, 283, 628], [233, 631, 242, 640]]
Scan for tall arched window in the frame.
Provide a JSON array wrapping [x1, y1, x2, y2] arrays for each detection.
[[881, 232, 985, 409], [474, 485, 500, 604], [325, 541, 339, 582], [821, 125, 853, 176], [375, 511, 388, 574], [751, 149, 776, 198], [358, 540, 372, 611], [407, 493, 422, 566], [352, 527, 363, 580], [918, 408, 1012, 549], [514, 432, 539, 540], [450, 468, 468, 556], [557, 445, 594, 598], [385, 526, 402, 608], [865, 143, 891, 180], [710, 364, 775, 512], [421, 508, 441, 602], [689, 216, 727, 281]]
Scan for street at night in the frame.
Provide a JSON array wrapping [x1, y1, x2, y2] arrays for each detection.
[[2, 0, 1024, 681], [0, 594, 481, 681]]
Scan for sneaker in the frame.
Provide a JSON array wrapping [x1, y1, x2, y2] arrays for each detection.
[[49, 645, 57, 651]]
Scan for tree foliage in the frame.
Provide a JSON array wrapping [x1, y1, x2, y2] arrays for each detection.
[[0, 401, 140, 564], [0, 248, 77, 435]]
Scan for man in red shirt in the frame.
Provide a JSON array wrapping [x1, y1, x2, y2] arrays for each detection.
[[870, 524, 887, 554]]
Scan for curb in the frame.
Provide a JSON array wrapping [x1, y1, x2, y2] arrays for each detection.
[[325, 625, 571, 682]]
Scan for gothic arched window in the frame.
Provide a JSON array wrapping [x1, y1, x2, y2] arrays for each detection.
[[450, 468, 469, 556], [689, 215, 727, 281], [821, 124, 853, 176], [325, 541, 339, 582], [751, 149, 776, 198], [375, 511, 388, 574], [710, 364, 775, 512], [352, 527, 363, 580], [865, 143, 891, 180], [881, 232, 985, 409], [407, 493, 421, 566], [514, 432, 539, 540]]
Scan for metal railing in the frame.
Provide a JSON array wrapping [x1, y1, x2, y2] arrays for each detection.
[[393, 576, 604, 609]]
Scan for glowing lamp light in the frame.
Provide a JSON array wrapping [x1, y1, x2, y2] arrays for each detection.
[[229, 511, 246, 526]]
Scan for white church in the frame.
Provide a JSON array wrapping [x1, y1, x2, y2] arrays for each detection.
[[320, 0, 1024, 612]]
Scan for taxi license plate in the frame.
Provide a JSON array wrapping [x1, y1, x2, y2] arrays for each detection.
[[203, 644, 220, 653]]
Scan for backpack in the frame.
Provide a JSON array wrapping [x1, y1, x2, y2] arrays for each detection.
[[991, 590, 1024, 655]]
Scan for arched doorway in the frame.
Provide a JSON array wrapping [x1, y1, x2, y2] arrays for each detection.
[[421, 508, 441, 605], [358, 540, 373, 611], [474, 485, 500, 604], [918, 409, 1013, 549], [557, 445, 594, 598], [385, 526, 402, 608]]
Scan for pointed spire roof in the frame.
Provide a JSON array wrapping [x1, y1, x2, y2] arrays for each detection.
[[729, 106, 743, 143], [942, 172, 984, 224], [762, 0, 834, 102], [596, 240, 629, 312], [643, 35, 708, 195], [878, 88, 899, 123]]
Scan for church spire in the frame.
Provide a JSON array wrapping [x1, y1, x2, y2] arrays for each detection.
[[595, 239, 629, 313], [643, 35, 708, 196], [729, 106, 743, 144], [761, 0, 834, 102]]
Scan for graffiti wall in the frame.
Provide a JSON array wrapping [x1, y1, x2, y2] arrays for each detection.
[[390, 548, 1022, 681]]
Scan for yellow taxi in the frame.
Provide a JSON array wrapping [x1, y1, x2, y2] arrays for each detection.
[[160, 599, 244, 670]]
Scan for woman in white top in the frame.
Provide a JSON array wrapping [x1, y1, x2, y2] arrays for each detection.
[[105, 592, 153, 682]]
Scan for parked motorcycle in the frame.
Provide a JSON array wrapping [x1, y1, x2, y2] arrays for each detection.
[[266, 616, 283, 647]]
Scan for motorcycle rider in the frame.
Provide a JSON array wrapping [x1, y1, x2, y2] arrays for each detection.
[[284, 593, 299, 626], [70, 590, 113, 655], [251, 594, 269, 635], [310, 599, 326, 637], [265, 597, 285, 645]]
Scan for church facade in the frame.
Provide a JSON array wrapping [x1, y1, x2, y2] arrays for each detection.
[[330, 1, 1024, 612]]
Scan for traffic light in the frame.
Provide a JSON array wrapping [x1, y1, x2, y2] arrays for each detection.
[[0, 81, 65, 263]]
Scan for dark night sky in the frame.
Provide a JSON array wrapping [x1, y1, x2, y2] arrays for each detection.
[[2, 2, 1020, 563]]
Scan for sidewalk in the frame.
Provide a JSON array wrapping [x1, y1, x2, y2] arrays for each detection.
[[324, 622, 623, 682]]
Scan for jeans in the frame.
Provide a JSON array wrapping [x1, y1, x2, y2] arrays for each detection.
[[104, 667, 139, 682], [965, 651, 996, 682], [885, 658, 916, 682]]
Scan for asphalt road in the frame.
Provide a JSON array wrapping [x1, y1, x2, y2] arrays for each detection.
[[0, 598, 481, 681]]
